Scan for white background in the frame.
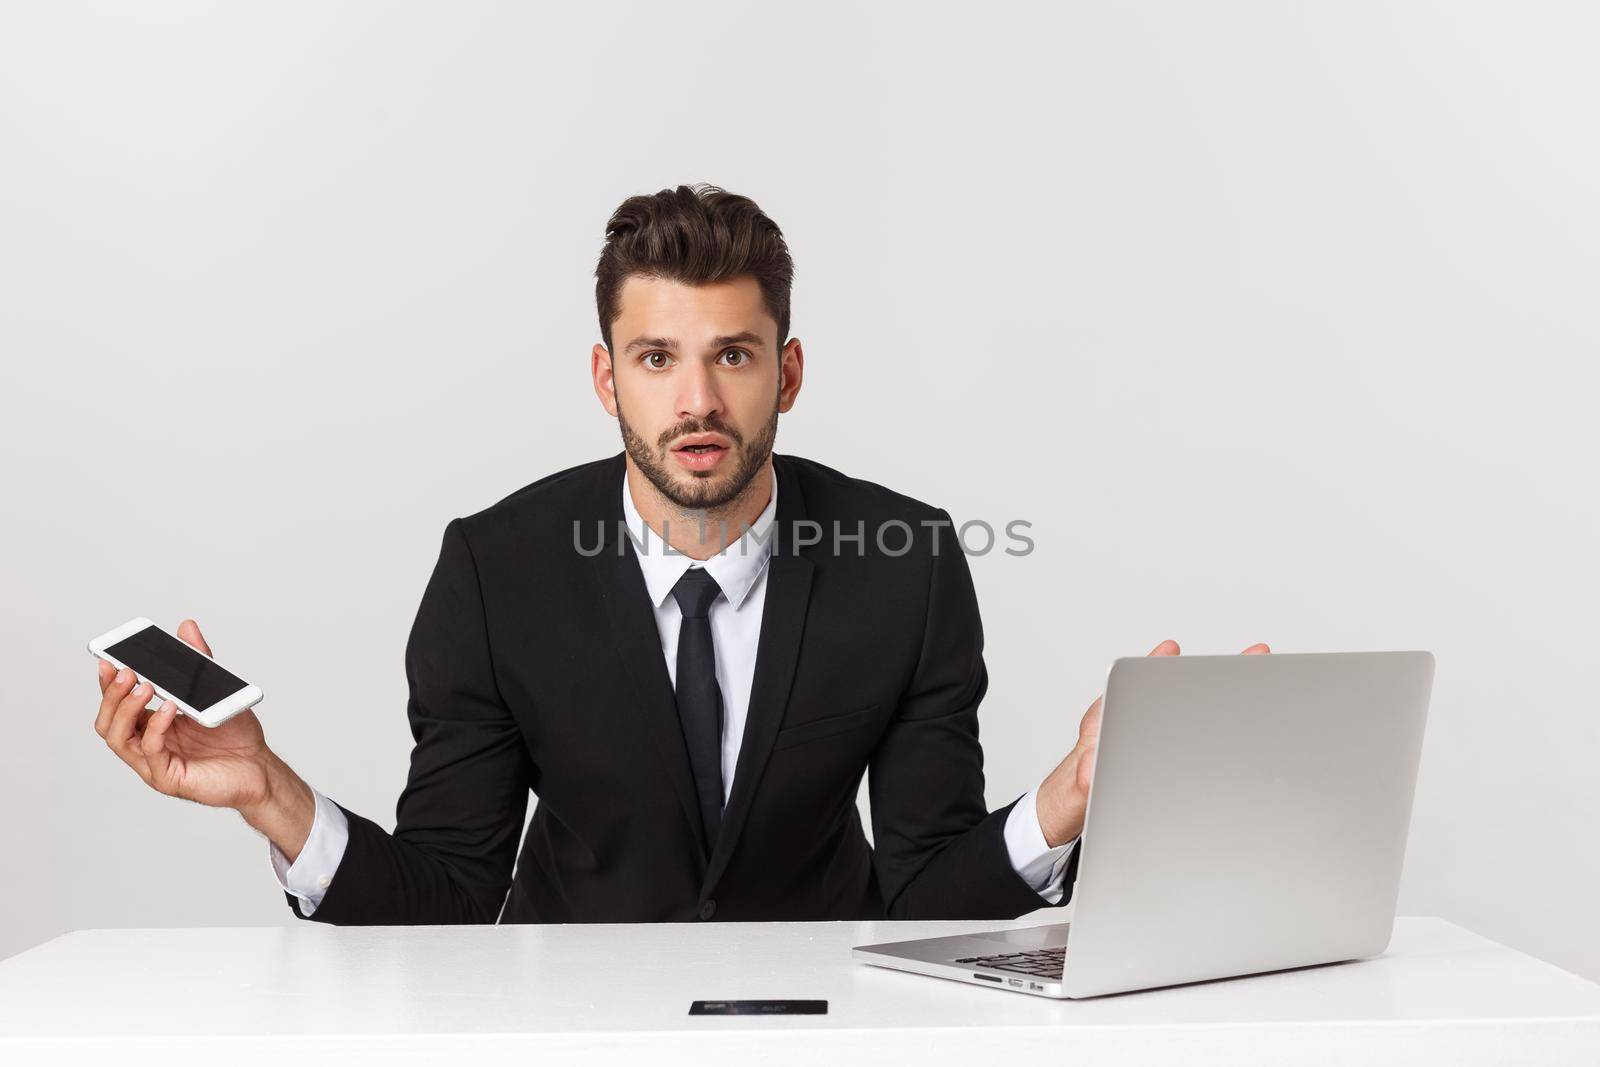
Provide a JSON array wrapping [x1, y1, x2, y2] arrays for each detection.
[[2, 1, 1595, 982]]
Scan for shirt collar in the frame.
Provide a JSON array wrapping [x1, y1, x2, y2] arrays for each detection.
[[621, 466, 778, 612]]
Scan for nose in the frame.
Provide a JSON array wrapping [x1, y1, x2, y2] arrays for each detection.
[[676, 360, 723, 423]]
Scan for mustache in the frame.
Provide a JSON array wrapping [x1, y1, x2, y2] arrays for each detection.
[[658, 419, 743, 449]]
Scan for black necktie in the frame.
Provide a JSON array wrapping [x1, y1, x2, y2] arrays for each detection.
[[671, 567, 725, 852]]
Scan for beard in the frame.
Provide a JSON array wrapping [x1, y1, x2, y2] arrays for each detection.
[[618, 398, 778, 513]]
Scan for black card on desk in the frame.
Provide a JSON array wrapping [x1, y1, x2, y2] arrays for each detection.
[[689, 999, 827, 1015]]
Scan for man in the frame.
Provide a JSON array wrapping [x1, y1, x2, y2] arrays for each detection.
[[93, 184, 1267, 924]]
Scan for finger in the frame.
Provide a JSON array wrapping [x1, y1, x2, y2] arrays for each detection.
[[1241, 643, 1271, 655], [96, 658, 114, 694], [1149, 639, 1180, 657], [107, 695, 155, 783], [140, 701, 180, 792], [96, 667, 137, 737], [106, 680, 155, 754], [176, 619, 212, 657]]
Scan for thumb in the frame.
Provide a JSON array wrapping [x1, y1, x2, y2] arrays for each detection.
[[177, 619, 213, 657], [1149, 639, 1180, 657], [1076, 743, 1098, 795]]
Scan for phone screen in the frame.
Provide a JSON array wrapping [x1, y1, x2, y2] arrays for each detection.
[[105, 625, 248, 711]]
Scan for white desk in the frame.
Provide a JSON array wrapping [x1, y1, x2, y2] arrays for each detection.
[[1, 916, 1595, 1065]]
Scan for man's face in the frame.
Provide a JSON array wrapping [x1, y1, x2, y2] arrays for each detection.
[[593, 274, 802, 511]]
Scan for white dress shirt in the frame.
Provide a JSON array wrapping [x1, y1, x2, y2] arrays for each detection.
[[271, 467, 1078, 915]]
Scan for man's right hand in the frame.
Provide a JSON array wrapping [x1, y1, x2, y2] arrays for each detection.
[[94, 619, 316, 861]]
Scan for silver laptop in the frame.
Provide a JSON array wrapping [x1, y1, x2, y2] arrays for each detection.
[[854, 650, 1435, 999]]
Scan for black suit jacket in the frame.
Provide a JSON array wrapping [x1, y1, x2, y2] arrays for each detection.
[[289, 451, 1078, 924]]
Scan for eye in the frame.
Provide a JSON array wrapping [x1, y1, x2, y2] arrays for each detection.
[[720, 348, 751, 367], [643, 351, 673, 371]]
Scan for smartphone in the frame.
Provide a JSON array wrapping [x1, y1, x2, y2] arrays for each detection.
[[88, 617, 263, 728]]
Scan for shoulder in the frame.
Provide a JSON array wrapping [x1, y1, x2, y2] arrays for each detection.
[[450, 453, 619, 554], [777, 452, 948, 527], [775, 453, 963, 567]]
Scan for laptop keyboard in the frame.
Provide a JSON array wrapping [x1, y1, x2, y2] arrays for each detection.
[[953, 946, 1066, 979]]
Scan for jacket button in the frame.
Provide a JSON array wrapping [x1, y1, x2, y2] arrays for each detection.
[[698, 899, 716, 920]]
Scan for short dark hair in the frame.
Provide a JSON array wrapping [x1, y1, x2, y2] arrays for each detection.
[[595, 183, 794, 353]]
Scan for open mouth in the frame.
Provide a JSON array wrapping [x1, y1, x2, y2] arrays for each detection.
[[671, 435, 732, 470], [672, 433, 732, 454]]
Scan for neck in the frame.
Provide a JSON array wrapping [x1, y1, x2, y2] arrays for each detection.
[[625, 456, 773, 561]]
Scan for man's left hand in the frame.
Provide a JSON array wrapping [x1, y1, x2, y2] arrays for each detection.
[[1034, 639, 1272, 848]]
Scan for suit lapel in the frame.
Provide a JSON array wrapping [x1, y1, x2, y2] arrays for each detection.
[[586, 453, 710, 861], [704, 455, 814, 893]]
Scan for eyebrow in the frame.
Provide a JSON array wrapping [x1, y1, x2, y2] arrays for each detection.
[[621, 331, 767, 355]]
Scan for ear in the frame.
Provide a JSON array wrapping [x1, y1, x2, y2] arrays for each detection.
[[777, 337, 804, 413], [592, 343, 619, 417]]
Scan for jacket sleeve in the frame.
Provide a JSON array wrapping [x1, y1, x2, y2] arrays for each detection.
[[867, 511, 1080, 919], [283, 517, 534, 925]]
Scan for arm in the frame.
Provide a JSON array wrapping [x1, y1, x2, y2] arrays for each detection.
[[91, 520, 532, 926], [868, 512, 1077, 919], [265, 517, 534, 925]]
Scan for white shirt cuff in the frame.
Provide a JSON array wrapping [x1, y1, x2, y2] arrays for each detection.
[[1002, 784, 1079, 904], [267, 786, 350, 918]]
